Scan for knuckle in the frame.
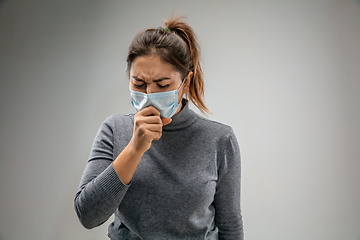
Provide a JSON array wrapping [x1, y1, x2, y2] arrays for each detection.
[[137, 125, 146, 135]]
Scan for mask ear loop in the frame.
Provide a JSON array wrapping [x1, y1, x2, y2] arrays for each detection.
[[179, 75, 189, 104], [177, 75, 187, 91]]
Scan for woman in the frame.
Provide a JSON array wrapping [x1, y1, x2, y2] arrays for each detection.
[[75, 15, 244, 239]]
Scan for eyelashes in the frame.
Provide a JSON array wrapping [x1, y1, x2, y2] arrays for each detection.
[[133, 83, 170, 89], [158, 84, 170, 89], [132, 83, 145, 88]]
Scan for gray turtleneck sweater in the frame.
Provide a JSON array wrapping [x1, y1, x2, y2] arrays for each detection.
[[74, 103, 244, 239]]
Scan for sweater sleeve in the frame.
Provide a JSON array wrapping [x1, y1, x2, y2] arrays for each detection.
[[214, 128, 244, 240], [74, 117, 130, 229]]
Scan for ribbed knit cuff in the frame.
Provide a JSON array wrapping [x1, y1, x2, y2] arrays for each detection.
[[98, 164, 129, 200]]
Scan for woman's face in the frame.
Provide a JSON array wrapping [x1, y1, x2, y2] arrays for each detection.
[[129, 55, 191, 104]]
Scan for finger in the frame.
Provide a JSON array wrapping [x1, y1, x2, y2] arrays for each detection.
[[134, 118, 162, 135], [134, 124, 161, 141], [134, 114, 162, 125], [134, 116, 162, 128], [139, 106, 160, 117], [143, 115, 162, 125], [145, 123, 163, 133], [141, 127, 162, 141]]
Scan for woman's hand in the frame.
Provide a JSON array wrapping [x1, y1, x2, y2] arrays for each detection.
[[129, 106, 172, 154], [113, 106, 171, 184]]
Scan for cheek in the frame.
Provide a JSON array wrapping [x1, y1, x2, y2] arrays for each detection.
[[178, 92, 182, 103]]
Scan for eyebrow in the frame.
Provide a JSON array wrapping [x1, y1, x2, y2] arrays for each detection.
[[132, 76, 171, 83]]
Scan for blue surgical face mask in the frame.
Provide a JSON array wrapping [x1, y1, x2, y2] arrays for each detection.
[[130, 78, 185, 118]]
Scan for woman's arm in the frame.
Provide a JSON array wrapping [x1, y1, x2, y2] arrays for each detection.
[[74, 107, 171, 229], [214, 129, 244, 240], [74, 118, 129, 229]]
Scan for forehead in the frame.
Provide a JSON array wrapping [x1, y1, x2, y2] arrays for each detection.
[[130, 55, 180, 80]]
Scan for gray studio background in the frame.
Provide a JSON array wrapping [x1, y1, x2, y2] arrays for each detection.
[[1, 0, 359, 239]]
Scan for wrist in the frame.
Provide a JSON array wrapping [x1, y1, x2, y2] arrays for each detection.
[[125, 141, 146, 157]]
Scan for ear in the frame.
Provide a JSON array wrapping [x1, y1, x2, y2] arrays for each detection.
[[183, 71, 193, 94]]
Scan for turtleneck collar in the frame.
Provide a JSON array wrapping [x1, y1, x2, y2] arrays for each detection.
[[162, 99, 198, 131]]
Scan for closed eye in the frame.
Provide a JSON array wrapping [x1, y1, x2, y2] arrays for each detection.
[[132, 83, 146, 89], [157, 84, 170, 89]]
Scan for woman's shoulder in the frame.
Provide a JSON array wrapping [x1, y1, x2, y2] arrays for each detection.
[[103, 113, 134, 123], [100, 113, 135, 130], [194, 114, 236, 138]]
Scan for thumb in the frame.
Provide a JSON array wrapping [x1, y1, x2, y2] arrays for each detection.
[[161, 117, 172, 126]]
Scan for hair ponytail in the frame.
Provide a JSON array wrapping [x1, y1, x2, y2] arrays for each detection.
[[127, 14, 210, 115], [164, 15, 209, 115]]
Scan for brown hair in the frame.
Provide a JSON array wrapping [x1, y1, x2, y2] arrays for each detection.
[[126, 15, 210, 115]]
